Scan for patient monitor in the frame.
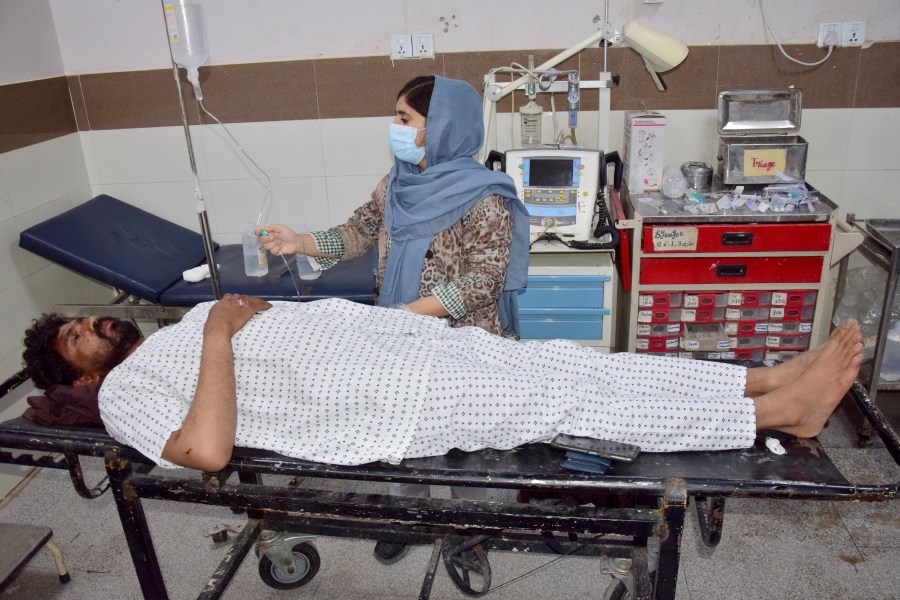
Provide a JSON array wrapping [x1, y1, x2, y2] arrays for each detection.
[[504, 148, 600, 243]]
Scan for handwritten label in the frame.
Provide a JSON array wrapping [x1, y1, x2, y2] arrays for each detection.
[[743, 149, 787, 176], [651, 227, 698, 252]]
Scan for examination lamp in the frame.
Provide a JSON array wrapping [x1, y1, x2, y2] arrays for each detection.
[[479, 10, 688, 162], [622, 20, 689, 92]]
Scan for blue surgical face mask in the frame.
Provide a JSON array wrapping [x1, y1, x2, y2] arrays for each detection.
[[388, 123, 426, 165]]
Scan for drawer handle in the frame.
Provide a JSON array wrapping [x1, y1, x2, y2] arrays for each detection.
[[722, 232, 754, 246], [716, 264, 747, 277]]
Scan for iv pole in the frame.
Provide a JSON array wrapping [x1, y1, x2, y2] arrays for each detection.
[[162, 2, 222, 299]]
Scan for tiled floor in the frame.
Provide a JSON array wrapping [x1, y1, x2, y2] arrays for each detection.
[[1, 397, 898, 600]]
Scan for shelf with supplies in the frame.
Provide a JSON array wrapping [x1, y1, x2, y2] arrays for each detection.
[[833, 218, 900, 396], [518, 249, 616, 352], [608, 186, 859, 357]]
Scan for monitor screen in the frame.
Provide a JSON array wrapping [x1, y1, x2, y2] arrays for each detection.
[[528, 158, 573, 187]]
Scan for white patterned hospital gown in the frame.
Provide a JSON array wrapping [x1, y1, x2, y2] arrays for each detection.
[[98, 299, 757, 468]]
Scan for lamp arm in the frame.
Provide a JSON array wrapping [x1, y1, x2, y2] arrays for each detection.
[[642, 57, 667, 92]]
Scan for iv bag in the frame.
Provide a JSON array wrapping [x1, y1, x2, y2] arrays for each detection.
[[165, 1, 208, 75]]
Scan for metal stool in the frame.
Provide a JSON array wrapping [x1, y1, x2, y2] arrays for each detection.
[[0, 523, 70, 592]]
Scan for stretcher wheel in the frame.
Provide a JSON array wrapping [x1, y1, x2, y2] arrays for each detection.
[[258, 542, 320, 590], [442, 542, 491, 597], [603, 571, 656, 600]]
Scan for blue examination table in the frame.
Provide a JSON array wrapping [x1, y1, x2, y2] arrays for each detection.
[[18, 194, 376, 306]]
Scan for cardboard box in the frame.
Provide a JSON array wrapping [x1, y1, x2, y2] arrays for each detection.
[[623, 111, 666, 192]]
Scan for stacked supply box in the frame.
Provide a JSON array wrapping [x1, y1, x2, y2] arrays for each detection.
[[623, 111, 665, 192], [765, 290, 816, 360], [634, 289, 817, 360]]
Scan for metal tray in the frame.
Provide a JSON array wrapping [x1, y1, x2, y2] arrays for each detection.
[[866, 219, 900, 250], [717, 89, 802, 136]]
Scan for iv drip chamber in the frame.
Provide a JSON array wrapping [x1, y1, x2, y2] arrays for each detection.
[[165, 1, 208, 84]]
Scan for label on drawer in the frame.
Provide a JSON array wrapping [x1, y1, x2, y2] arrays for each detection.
[[651, 227, 698, 252]]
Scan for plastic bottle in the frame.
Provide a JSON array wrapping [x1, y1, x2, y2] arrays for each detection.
[[164, 1, 208, 95], [880, 322, 900, 382], [519, 101, 543, 146], [295, 222, 321, 280], [242, 221, 268, 277]]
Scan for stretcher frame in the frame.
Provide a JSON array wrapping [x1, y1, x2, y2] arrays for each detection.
[[1, 366, 898, 600]]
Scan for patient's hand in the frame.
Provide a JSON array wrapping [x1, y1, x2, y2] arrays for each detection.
[[206, 294, 272, 337]]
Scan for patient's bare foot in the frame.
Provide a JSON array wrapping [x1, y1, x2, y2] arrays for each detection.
[[753, 320, 863, 438], [744, 319, 861, 396]]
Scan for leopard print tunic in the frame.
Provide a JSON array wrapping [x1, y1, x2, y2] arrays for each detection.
[[333, 174, 513, 334]]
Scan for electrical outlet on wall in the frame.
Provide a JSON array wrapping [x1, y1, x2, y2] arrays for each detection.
[[842, 21, 866, 47], [817, 22, 842, 47], [390, 35, 412, 59], [412, 34, 434, 58]]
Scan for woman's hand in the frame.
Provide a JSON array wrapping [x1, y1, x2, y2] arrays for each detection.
[[205, 294, 272, 338], [256, 224, 302, 255]]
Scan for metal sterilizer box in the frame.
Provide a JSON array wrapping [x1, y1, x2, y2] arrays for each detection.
[[716, 88, 808, 185]]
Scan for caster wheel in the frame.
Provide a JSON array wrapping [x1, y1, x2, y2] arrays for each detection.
[[603, 572, 656, 600], [258, 542, 320, 590]]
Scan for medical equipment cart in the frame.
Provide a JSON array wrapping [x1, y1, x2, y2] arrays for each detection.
[[518, 245, 617, 352], [610, 186, 853, 357]]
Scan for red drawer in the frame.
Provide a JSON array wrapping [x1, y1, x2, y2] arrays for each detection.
[[643, 222, 832, 253], [725, 320, 769, 335], [726, 291, 772, 307], [636, 336, 679, 351], [640, 257, 824, 285], [771, 290, 817, 307]]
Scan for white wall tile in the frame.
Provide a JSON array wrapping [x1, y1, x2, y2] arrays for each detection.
[[90, 127, 198, 185], [0, 281, 41, 360], [325, 175, 387, 227], [1, 134, 90, 215], [93, 181, 206, 232], [0, 216, 24, 293], [321, 117, 393, 177], [839, 170, 900, 219], [845, 108, 900, 171], [802, 109, 852, 172], [201, 120, 325, 181], [0, 170, 12, 222], [78, 130, 102, 185], [27, 262, 114, 310], [662, 110, 719, 168]]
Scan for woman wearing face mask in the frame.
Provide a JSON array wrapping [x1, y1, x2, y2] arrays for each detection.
[[258, 74, 529, 338], [257, 75, 530, 565]]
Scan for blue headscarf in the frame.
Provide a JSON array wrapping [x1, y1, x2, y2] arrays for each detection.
[[380, 76, 530, 337]]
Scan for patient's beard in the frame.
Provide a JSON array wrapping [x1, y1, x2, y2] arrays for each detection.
[[94, 318, 143, 374]]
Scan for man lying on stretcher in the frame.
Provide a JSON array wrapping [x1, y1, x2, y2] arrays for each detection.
[[22, 294, 863, 473]]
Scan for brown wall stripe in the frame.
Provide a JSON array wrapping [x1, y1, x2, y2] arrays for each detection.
[[0, 77, 77, 154], [2, 42, 898, 154]]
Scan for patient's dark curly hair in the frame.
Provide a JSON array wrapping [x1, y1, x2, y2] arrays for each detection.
[[397, 75, 435, 118], [22, 314, 77, 389]]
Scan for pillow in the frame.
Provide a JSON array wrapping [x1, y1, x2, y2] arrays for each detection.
[[23, 383, 104, 428]]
